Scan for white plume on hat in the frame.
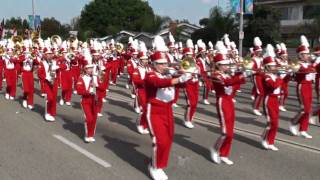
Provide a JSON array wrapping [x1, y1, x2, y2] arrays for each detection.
[[101, 41, 107, 49], [215, 41, 228, 55], [264, 44, 276, 58], [276, 44, 281, 51], [197, 39, 206, 51], [280, 43, 287, 51], [83, 48, 92, 63], [38, 38, 44, 48], [300, 35, 309, 47], [7, 39, 14, 49], [154, 35, 168, 52], [61, 41, 67, 50], [223, 34, 231, 48], [253, 37, 262, 47], [208, 41, 213, 49], [132, 39, 139, 50], [44, 39, 51, 49], [175, 43, 179, 49], [169, 32, 175, 43], [23, 39, 30, 49], [186, 39, 194, 49], [128, 37, 134, 44], [139, 41, 147, 52], [179, 42, 183, 49], [230, 41, 237, 49], [249, 47, 254, 54]]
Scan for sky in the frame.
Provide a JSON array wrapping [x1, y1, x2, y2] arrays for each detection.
[[0, 0, 228, 25]]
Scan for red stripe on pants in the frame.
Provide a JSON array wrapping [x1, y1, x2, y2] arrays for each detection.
[[215, 97, 235, 157], [263, 95, 279, 145], [147, 103, 174, 169]]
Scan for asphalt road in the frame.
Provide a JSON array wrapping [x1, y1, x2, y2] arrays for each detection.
[[0, 74, 319, 180]]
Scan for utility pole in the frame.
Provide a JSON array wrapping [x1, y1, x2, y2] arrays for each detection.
[[238, 0, 244, 57], [32, 0, 35, 30]]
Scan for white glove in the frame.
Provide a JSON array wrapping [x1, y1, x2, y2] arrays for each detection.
[[280, 74, 286, 79], [305, 74, 311, 81], [243, 70, 252, 78], [224, 86, 233, 95], [179, 73, 192, 83], [93, 76, 99, 87], [89, 87, 94, 94]]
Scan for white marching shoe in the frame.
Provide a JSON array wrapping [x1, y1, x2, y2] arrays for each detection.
[[22, 100, 28, 108], [253, 109, 262, 116], [309, 116, 317, 125], [131, 94, 136, 99], [203, 99, 210, 105], [232, 99, 236, 103], [300, 131, 312, 139], [59, 99, 64, 106], [102, 98, 107, 102], [261, 140, 270, 150], [210, 148, 221, 164], [184, 121, 194, 129], [65, 102, 72, 106], [148, 164, 167, 180], [5, 93, 9, 100], [134, 107, 141, 114], [268, 145, 279, 151], [137, 126, 150, 135], [97, 113, 103, 117], [251, 95, 255, 100], [279, 106, 287, 112], [73, 90, 77, 94], [28, 105, 34, 110], [289, 123, 299, 136], [125, 84, 129, 89], [45, 114, 55, 122], [84, 137, 96, 143], [221, 157, 234, 165], [9, 96, 14, 100], [172, 103, 179, 108]]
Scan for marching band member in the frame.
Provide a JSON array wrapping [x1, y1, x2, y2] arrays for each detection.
[[182, 39, 200, 129], [38, 40, 66, 121], [59, 41, 73, 106], [261, 44, 283, 151], [109, 39, 119, 85], [132, 42, 151, 134], [196, 39, 212, 105], [210, 41, 246, 165], [251, 37, 264, 116], [314, 45, 320, 103], [69, 38, 83, 94], [76, 49, 104, 143], [146, 36, 192, 180], [3, 39, 18, 100], [289, 35, 315, 138], [19, 40, 39, 109], [127, 40, 139, 102], [276, 43, 291, 112]]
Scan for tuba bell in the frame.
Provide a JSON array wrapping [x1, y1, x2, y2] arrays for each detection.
[[51, 35, 62, 46]]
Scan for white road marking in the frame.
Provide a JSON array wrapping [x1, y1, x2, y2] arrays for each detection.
[[107, 94, 320, 154], [53, 134, 111, 168]]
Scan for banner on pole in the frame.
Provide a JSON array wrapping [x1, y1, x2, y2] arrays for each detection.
[[28, 15, 34, 29], [245, 0, 254, 14], [230, 0, 241, 13], [34, 15, 41, 29]]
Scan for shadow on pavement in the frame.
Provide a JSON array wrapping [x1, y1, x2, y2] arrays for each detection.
[[102, 135, 150, 177]]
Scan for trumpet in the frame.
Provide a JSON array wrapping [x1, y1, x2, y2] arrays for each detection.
[[168, 56, 198, 75]]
